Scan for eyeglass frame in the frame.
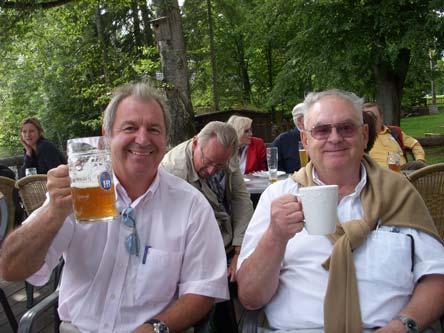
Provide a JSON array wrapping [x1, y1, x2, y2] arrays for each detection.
[[307, 121, 363, 140], [121, 207, 140, 256], [199, 146, 229, 170]]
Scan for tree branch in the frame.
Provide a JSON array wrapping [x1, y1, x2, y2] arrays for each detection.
[[1, 0, 73, 10]]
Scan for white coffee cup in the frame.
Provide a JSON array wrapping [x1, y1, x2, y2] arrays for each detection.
[[298, 185, 338, 235]]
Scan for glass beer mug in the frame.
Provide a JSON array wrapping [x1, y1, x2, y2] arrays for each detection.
[[67, 136, 118, 223]]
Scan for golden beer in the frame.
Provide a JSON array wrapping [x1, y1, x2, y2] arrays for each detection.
[[299, 149, 309, 167], [388, 163, 401, 173], [71, 186, 117, 222]]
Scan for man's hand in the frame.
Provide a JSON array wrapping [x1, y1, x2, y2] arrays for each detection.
[[46, 165, 73, 224], [227, 253, 239, 282], [269, 194, 304, 242]]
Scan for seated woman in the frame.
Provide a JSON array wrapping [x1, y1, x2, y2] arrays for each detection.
[[19, 117, 66, 178], [227, 115, 266, 174]]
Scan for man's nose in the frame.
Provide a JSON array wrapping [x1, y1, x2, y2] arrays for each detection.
[[328, 127, 343, 142], [135, 129, 151, 145], [206, 165, 218, 175]]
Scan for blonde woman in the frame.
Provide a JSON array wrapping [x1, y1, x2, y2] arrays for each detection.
[[227, 115, 266, 174], [19, 117, 66, 178]]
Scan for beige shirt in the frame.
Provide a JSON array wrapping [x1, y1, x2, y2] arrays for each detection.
[[161, 139, 253, 249]]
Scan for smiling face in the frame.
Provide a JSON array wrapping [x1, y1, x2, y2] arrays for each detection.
[[21, 123, 41, 148], [301, 96, 368, 176], [109, 96, 167, 190]]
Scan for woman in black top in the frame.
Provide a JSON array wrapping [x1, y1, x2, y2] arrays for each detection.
[[19, 117, 66, 178]]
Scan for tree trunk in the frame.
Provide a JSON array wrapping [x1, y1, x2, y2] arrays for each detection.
[[207, 0, 220, 111], [373, 48, 410, 126], [139, 0, 154, 47], [95, 5, 109, 83], [152, 0, 194, 145], [265, 41, 275, 122], [131, 0, 143, 50], [234, 35, 251, 105]]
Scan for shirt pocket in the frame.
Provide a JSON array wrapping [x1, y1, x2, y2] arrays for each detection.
[[354, 230, 414, 292], [135, 248, 182, 303]]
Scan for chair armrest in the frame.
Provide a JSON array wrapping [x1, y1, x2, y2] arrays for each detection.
[[239, 308, 262, 333], [18, 290, 59, 333]]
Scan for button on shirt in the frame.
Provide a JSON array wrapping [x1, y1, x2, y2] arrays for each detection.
[[237, 165, 444, 330], [27, 168, 229, 333]]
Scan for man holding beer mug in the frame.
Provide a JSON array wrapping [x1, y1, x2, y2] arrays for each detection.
[[0, 82, 229, 333]]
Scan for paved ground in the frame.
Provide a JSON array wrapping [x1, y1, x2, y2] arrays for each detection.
[[0, 278, 56, 333]]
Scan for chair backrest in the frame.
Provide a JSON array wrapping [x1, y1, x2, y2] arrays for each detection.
[[0, 192, 8, 242], [0, 176, 17, 234], [15, 175, 48, 216], [408, 163, 444, 239]]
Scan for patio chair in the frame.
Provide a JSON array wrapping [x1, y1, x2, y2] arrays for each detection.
[[15, 175, 48, 309], [0, 176, 17, 235], [18, 288, 215, 333], [15, 175, 47, 216], [408, 163, 444, 239], [0, 191, 18, 332]]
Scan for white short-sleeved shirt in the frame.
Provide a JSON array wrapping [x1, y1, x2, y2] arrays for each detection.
[[237, 165, 444, 330], [27, 168, 229, 333]]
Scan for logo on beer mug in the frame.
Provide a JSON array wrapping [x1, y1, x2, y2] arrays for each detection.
[[99, 171, 113, 190]]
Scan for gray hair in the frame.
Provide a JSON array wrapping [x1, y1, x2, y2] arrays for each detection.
[[197, 121, 238, 156], [102, 81, 171, 140], [226, 115, 253, 141], [291, 103, 305, 126], [303, 89, 364, 129]]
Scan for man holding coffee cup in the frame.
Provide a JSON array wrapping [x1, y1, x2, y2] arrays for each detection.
[[0, 82, 229, 333], [236, 89, 444, 332]]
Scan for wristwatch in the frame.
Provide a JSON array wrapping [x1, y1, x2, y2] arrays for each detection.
[[146, 319, 170, 333], [397, 315, 419, 333]]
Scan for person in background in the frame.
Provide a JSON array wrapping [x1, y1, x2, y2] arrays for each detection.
[[237, 89, 444, 332], [1, 82, 229, 333], [162, 121, 253, 282], [19, 117, 66, 178], [271, 103, 304, 173], [227, 115, 266, 175], [363, 102, 426, 170], [363, 110, 377, 153]]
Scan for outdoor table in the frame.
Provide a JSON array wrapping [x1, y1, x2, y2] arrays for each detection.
[[244, 172, 289, 207]]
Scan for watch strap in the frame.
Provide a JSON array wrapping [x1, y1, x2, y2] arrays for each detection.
[[397, 315, 419, 333], [145, 319, 170, 333]]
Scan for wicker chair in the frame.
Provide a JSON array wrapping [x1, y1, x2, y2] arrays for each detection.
[[408, 163, 444, 239], [15, 175, 47, 216], [14, 175, 48, 309], [0, 191, 19, 332], [0, 176, 17, 234]]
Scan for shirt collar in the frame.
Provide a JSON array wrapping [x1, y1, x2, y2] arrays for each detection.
[[312, 163, 367, 199], [114, 169, 161, 209]]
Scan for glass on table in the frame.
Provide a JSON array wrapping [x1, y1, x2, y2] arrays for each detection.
[[298, 142, 309, 167], [266, 147, 278, 183]]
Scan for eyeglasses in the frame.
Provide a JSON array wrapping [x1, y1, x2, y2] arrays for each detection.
[[200, 146, 227, 170], [308, 121, 362, 140], [121, 207, 140, 256]]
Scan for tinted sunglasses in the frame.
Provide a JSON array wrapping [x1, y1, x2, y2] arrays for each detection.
[[121, 207, 140, 256], [308, 122, 362, 140]]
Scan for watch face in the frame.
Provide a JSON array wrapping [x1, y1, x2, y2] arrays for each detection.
[[154, 322, 170, 333]]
